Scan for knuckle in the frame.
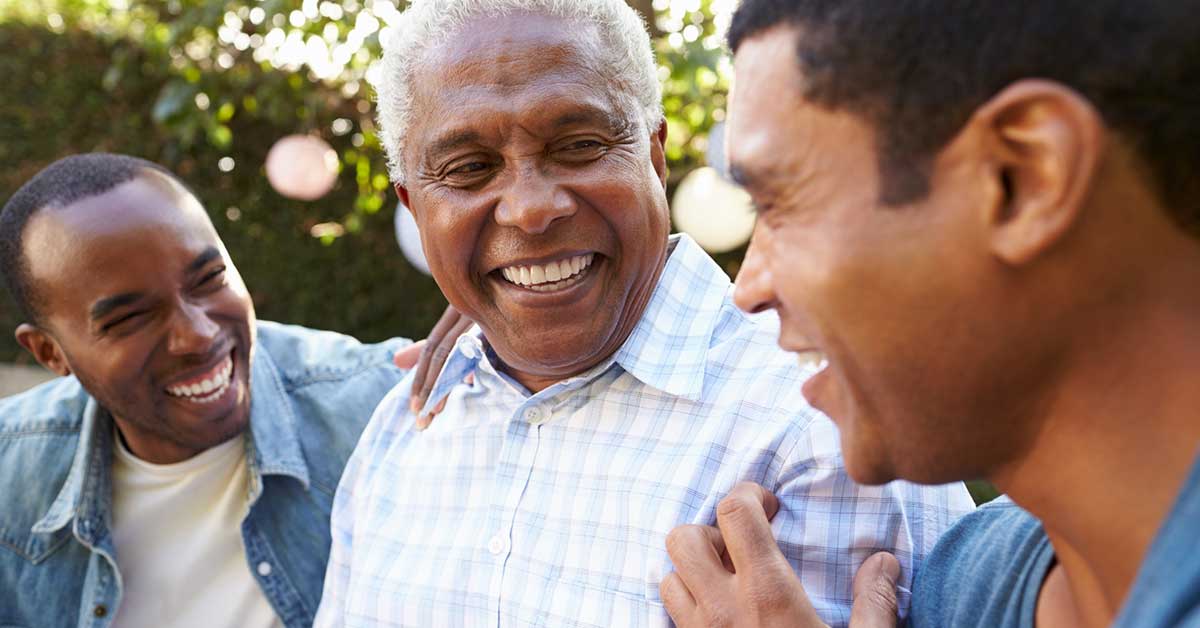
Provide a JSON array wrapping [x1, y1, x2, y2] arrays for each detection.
[[867, 579, 899, 616], [665, 525, 701, 557]]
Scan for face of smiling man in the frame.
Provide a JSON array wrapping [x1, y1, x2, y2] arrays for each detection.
[[728, 25, 1052, 486], [17, 169, 256, 464], [396, 12, 670, 393]]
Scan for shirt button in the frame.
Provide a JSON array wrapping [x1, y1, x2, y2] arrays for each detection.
[[257, 561, 272, 577], [461, 343, 479, 359], [523, 406, 546, 425], [487, 534, 508, 555], [93, 604, 108, 618]]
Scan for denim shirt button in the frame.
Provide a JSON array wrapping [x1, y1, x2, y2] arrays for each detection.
[[93, 604, 107, 618], [257, 561, 272, 577]]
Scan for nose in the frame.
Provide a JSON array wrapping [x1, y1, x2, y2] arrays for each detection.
[[494, 166, 575, 234], [166, 301, 220, 356], [733, 222, 780, 315]]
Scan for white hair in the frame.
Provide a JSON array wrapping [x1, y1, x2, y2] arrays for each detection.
[[376, 0, 664, 185]]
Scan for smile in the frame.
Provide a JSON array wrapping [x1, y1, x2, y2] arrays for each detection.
[[795, 349, 829, 371], [499, 253, 595, 293], [165, 354, 234, 404]]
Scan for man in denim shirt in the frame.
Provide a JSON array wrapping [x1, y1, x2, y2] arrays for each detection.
[[0, 153, 459, 628]]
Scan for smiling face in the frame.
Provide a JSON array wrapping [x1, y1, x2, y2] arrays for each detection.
[[397, 13, 670, 392], [729, 26, 1051, 485], [19, 170, 255, 463]]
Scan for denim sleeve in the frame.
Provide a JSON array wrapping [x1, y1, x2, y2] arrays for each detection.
[[314, 376, 412, 626]]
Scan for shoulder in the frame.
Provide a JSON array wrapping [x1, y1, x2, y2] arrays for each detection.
[[910, 497, 1052, 628], [0, 375, 89, 435], [256, 320, 411, 389], [0, 378, 85, 559]]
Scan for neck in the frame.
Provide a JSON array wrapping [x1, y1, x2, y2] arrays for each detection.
[[992, 277, 1200, 626]]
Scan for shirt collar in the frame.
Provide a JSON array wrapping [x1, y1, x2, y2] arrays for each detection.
[[611, 233, 729, 400], [419, 233, 729, 411], [31, 336, 311, 535]]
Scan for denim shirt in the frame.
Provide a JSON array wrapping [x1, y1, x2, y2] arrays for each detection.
[[0, 321, 409, 628]]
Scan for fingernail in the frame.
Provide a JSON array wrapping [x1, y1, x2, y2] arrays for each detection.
[[410, 398, 420, 413], [416, 414, 432, 431]]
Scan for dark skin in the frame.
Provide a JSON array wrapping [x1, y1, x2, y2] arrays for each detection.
[[395, 12, 671, 394], [16, 168, 463, 463], [665, 24, 1200, 628]]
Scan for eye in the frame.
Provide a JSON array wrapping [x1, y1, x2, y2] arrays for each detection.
[[198, 266, 227, 289], [448, 161, 491, 176], [564, 139, 601, 151], [102, 310, 147, 332]]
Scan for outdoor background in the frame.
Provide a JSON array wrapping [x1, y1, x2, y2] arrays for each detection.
[[0, 0, 998, 503], [0, 0, 738, 363]]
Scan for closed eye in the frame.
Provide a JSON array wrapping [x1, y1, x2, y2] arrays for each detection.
[[102, 310, 147, 332]]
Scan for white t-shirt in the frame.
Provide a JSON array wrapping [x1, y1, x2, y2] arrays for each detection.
[[110, 430, 283, 628]]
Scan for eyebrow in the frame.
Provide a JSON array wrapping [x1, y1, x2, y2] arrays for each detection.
[[186, 247, 222, 275], [90, 292, 144, 321], [426, 130, 485, 160], [550, 107, 630, 134]]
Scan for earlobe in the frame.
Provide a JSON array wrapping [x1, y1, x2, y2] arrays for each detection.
[[15, 324, 71, 377], [977, 80, 1105, 265]]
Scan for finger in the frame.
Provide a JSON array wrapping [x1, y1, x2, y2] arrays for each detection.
[[415, 396, 450, 431], [665, 525, 732, 601], [715, 483, 788, 579], [659, 572, 698, 627], [394, 340, 426, 370], [849, 553, 901, 628], [414, 313, 474, 408], [410, 306, 465, 411]]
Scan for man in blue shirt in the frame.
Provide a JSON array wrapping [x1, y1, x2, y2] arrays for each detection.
[[0, 153, 461, 627], [314, 2, 974, 627], [663, 1, 1200, 627]]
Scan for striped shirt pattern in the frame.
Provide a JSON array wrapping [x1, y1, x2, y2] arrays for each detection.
[[316, 234, 975, 628]]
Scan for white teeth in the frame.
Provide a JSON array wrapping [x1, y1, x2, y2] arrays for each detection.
[[499, 253, 595, 289], [167, 357, 233, 400], [795, 350, 828, 371]]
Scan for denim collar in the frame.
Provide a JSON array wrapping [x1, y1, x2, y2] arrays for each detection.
[[31, 337, 311, 537], [418, 233, 728, 413]]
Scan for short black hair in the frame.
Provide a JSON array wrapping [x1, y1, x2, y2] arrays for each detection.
[[0, 153, 182, 323], [728, 0, 1200, 235]]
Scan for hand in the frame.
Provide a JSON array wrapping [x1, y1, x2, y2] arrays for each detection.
[[392, 304, 474, 429], [661, 482, 900, 628]]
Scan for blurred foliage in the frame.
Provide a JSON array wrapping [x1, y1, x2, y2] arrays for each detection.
[[0, 0, 736, 362]]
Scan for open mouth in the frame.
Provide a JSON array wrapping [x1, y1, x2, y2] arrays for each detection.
[[498, 253, 596, 293], [795, 349, 829, 371], [164, 351, 235, 405]]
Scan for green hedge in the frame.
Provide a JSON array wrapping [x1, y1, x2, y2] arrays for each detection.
[[0, 23, 448, 363]]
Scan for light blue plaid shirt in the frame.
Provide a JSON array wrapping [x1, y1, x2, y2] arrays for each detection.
[[316, 234, 974, 628]]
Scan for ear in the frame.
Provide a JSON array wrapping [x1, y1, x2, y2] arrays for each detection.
[[650, 119, 669, 188], [973, 79, 1105, 265], [15, 323, 71, 376], [394, 183, 413, 211]]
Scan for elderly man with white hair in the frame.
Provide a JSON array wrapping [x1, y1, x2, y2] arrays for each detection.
[[314, 1, 974, 626]]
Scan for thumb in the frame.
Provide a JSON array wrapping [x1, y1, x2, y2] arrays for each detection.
[[394, 340, 426, 370], [849, 552, 900, 628]]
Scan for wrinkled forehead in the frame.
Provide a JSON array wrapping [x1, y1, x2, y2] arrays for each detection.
[[22, 171, 222, 297], [419, 12, 605, 90], [407, 12, 634, 142]]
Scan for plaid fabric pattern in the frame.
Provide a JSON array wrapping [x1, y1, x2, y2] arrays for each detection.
[[316, 235, 975, 628]]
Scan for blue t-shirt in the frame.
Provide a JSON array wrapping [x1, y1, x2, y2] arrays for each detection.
[[910, 454, 1200, 627]]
